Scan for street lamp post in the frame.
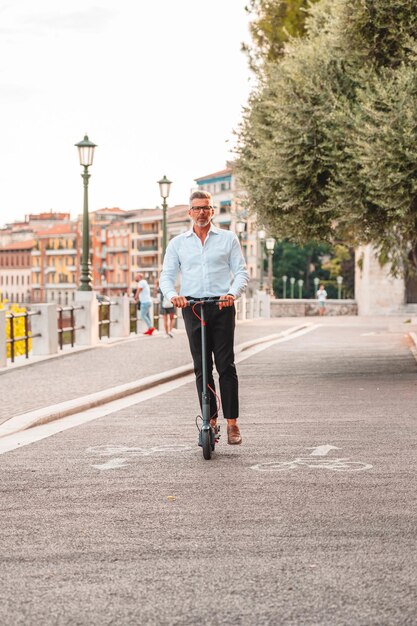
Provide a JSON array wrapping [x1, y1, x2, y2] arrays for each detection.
[[157, 175, 172, 259], [337, 275, 343, 299], [75, 134, 97, 291], [290, 277, 295, 298], [265, 237, 275, 295], [282, 275, 288, 298], [297, 278, 304, 299], [258, 229, 266, 290]]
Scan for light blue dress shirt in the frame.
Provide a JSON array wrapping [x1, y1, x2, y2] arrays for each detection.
[[160, 224, 249, 300]]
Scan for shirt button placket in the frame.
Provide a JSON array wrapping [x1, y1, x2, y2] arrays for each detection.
[[202, 247, 208, 293]]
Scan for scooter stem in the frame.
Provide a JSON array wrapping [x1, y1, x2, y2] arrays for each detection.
[[200, 304, 210, 426]]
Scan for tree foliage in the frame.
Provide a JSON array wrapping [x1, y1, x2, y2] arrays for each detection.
[[243, 0, 319, 68], [237, 0, 417, 276]]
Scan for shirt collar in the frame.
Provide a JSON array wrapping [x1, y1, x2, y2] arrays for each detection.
[[185, 223, 220, 238]]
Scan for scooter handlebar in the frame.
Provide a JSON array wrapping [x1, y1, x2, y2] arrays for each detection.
[[187, 298, 230, 306]]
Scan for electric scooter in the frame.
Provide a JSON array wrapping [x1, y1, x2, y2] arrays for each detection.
[[187, 298, 228, 460]]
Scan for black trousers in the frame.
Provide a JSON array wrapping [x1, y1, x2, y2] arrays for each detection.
[[182, 303, 239, 420]]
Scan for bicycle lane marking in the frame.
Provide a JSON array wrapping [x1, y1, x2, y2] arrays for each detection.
[[250, 445, 373, 473], [87, 444, 193, 470], [0, 323, 321, 457]]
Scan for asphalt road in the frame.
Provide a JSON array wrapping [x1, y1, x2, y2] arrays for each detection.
[[1, 319, 416, 625]]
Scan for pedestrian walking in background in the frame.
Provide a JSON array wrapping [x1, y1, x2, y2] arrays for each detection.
[[160, 190, 249, 445], [155, 281, 176, 338], [134, 272, 155, 335], [316, 283, 327, 316]]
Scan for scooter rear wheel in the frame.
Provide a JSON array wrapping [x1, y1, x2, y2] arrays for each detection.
[[201, 429, 212, 460]]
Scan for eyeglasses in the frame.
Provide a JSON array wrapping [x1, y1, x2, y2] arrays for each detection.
[[190, 206, 213, 213]]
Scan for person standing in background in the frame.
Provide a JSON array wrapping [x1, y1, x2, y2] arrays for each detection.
[[134, 272, 155, 335], [155, 280, 176, 338], [316, 283, 327, 316]]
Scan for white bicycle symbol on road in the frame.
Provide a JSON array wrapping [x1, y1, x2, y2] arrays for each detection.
[[251, 457, 373, 472]]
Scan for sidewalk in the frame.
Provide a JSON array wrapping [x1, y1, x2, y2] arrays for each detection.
[[0, 317, 303, 425]]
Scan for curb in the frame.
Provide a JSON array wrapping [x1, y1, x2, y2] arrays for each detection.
[[0, 324, 308, 438]]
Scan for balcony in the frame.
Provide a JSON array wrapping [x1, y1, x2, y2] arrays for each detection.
[[135, 232, 159, 240], [32, 250, 41, 256], [32, 267, 41, 273], [46, 283, 76, 289], [107, 246, 129, 253], [137, 245, 158, 253], [139, 263, 158, 270], [46, 249, 77, 255]]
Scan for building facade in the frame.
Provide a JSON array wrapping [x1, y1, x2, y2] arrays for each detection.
[[127, 209, 162, 295], [354, 244, 417, 315], [31, 223, 81, 305], [0, 240, 34, 303], [89, 208, 131, 296]]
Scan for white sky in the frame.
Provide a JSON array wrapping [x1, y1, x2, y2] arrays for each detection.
[[0, 0, 253, 226]]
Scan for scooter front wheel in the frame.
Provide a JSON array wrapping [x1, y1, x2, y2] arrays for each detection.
[[201, 428, 212, 460]]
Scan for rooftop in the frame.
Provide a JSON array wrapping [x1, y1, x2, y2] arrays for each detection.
[[0, 239, 35, 251], [36, 223, 77, 237], [195, 167, 233, 182]]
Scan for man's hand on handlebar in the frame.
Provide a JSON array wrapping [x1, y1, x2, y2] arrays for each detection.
[[171, 295, 189, 308], [219, 294, 235, 310]]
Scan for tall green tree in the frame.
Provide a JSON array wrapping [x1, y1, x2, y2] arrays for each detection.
[[243, 0, 319, 69], [237, 0, 417, 276]]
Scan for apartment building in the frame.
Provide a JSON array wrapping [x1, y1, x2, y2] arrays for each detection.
[[167, 204, 190, 239], [127, 209, 162, 294], [0, 239, 34, 303], [89, 208, 131, 296], [102, 220, 131, 296], [31, 223, 81, 304], [0, 212, 71, 247]]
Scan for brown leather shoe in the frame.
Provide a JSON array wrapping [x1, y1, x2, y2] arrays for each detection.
[[227, 423, 242, 445]]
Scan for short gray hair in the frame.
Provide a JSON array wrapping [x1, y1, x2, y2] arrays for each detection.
[[189, 190, 212, 205]]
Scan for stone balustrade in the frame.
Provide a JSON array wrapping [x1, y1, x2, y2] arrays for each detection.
[[270, 298, 358, 317]]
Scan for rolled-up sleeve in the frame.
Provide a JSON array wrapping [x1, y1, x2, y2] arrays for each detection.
[[228, 235, 249, 298], [160, 240, 180, 301]]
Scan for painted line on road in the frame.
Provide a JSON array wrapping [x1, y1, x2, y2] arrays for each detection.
[[0, 323, 320, 456]]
